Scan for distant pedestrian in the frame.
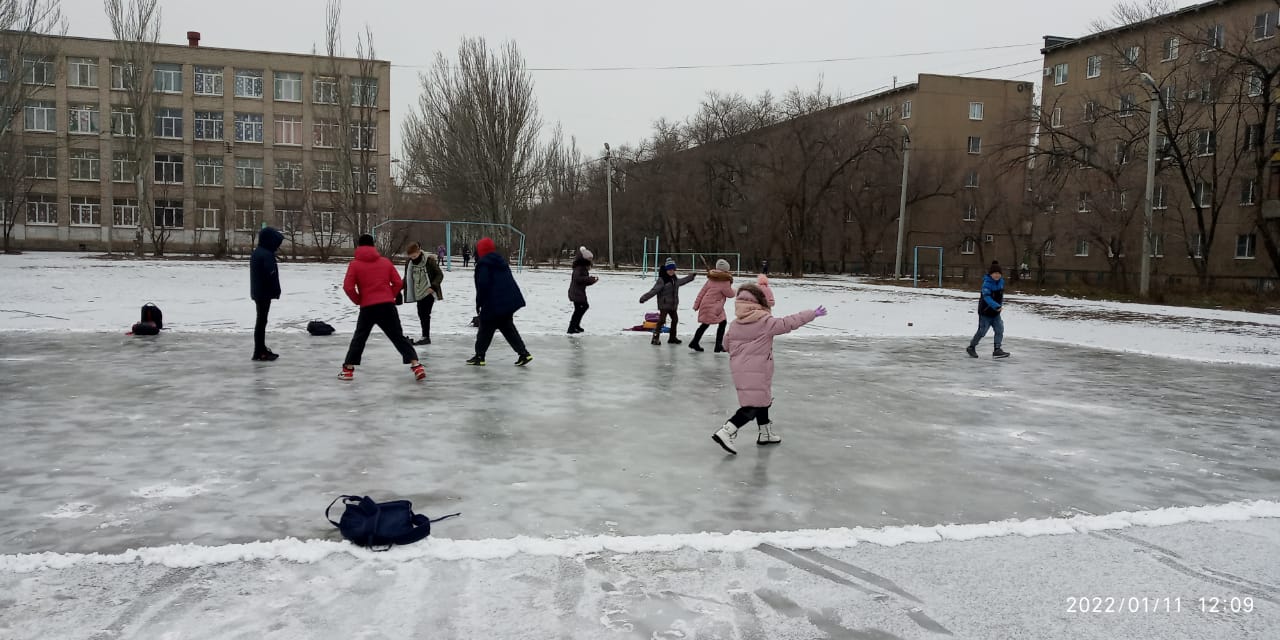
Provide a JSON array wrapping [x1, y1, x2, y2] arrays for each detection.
[[761, 259, 770, 275], [689, 259, 734, 352], [338, 234, 425, 381], [639, 258, 696, 345], [712, 283, 827, 454], [468, 237, 533, 367], [567, 246, 598, 334], [966, 261, 1010, 359], [249, 226, 284, 361], [436, 244, 446, 263], [462, 245, 472, 268], [403, 242, 443, 345]]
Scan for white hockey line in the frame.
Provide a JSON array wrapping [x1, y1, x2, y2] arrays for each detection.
[[3, 500, 1278, 573]]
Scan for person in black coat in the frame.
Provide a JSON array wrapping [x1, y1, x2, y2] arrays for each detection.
[[469, 237, 532, 366], [250, 227, 284, 361], [567, 246, 598, 334]]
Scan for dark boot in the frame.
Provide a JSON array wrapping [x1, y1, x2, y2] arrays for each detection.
[[966, 345, 978, 358], [993, 347, 1010, 359]]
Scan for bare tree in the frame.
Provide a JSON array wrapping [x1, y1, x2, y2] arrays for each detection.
[[1090, 0, 1177, 33], [0, 0, 66, 254], [105, 0, 162, 255]]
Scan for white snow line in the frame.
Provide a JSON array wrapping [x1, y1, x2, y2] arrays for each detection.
[[3, 500, 1278, 573]]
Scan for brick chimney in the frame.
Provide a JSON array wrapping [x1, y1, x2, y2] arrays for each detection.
[[187, 31, 200, 48]]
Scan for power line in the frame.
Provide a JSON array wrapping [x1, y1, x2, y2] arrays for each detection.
[[388, 43, 1041, 72]]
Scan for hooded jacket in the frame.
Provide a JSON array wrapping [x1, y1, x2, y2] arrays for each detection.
[[343, 245, 402, 307], [250, 227, 284, 301], [639, 271, 696, 311], [723, 285, 816, 407], [978, 274, 1004, 317], [568, 255, 597, 303], [692, 269, 734, 324], [405, 253, 444, 302], [474, 240, 526, 318]]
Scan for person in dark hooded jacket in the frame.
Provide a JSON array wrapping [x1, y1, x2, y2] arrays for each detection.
[[468, 237, 532, 366], [567, 246, 598, 334], [639, 257, 696, 345], [966, 261, 1010, 359], [250, 227, 284, 361]]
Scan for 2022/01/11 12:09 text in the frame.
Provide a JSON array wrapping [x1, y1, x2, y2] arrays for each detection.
[[1066, 596, 1255, 613]]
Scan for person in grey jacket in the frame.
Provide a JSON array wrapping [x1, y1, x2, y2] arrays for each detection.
[[404, 242, 444, 345], [639, 257, 696, 345], [567, 246, 598, 334]]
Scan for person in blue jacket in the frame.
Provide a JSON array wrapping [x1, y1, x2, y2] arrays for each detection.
[[250, 227, 284, 361], [468, 237, 532, 367], [967, 260, 1010, 359]]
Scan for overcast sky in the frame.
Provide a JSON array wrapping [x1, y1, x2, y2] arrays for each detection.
[[58, 0, 1192, 160]]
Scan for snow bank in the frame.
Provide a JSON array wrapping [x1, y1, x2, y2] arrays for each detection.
[[5, 499, 1277, 573]]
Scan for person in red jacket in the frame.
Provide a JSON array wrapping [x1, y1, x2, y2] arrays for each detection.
[[338, 234, 424, 381]]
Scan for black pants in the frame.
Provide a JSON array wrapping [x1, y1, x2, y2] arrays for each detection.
[[653, 309, 679, 339], [475, 313, 528, 358], [416, 296, 435, 339], [569, 301, 589, 331], [343, 302, 419, 366], [253, 299, 271, 355], [463, 256, 470, 267], [728, 405, 772, 428], [691, 320, 726, 349]]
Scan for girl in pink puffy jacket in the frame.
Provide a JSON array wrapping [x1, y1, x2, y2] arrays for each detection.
[[712, 282, 826, 454], [689, 259, 735, 352]]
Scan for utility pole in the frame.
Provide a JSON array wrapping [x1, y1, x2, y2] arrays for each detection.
[[1139, 73, 1159, 297], [893, 125, 911, 280], [604, 142, 614, 269]]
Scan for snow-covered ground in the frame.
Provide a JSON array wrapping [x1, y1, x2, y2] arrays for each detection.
[[1, 251, 1278, 639]]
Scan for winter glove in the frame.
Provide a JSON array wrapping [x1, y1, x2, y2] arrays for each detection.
[[814, 305, 828, 317]]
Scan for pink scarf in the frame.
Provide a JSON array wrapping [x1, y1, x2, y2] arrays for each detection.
[[734, 298, 771, 323]]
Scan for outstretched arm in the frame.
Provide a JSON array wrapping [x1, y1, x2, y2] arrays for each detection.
[[765, 309, 818, 337]]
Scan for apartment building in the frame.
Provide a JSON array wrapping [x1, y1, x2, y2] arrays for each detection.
[[3, 31, 390, 254], [1040, 0, 1280, 286]]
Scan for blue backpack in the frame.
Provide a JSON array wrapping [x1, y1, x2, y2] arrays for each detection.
[[326, 495, 459, 550]]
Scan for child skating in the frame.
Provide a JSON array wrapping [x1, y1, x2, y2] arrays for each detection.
[[713, 283, 827, 454], [966, 261, 1010, 359], [639, 258, 696, 345], [689, 259, 735, 352], [338, 234, 425, 381]]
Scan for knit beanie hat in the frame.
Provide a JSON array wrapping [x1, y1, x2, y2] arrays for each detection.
[[579, 246, 593, 261], [476, 237, 496, 258], [664, 257, 676, 271], [736, 283, 769, 307], [988, 260, 1002, 275], [715, 258, 730, 271]]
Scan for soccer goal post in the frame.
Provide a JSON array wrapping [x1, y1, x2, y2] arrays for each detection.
[[370, 220, 527, 273]]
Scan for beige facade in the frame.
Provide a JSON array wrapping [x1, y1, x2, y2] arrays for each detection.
[[1040, 0, 1280, 286], [5, 32, 391, 254]]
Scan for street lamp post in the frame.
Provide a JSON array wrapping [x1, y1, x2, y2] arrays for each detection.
[[604, 143, 614, 269], [1139, 73, 1160, 297], [893, 125, 911, 280]]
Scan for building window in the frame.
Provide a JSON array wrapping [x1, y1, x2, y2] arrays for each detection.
[[70, 197, 101, 226], [1153, 183, 1168, 209], [1236, 233, 1257, 258], [68, 104, 100, 134], [314, 162, 338, 191], [236, 208, 262, 231], [275, 116, 302, 145], [112, 199, 139, 227], [25, 194, 57, 224], [69, 150, 100, 181], [195, 156, 223, 186], [1050, 107, 1062, 128], [235, 157, 263, 188], [1157, 134, 1173, 159], [968, 102, 983, 120], [1123, 45, 1140, 68], [194, 111, 223, 141], [1241, 178, 1258, 205], [1207, 24, 1225, 50], [1256, 11, 1278, 40], [275, 160, 303, 190], [1118, 93, 1136, 117], [26, 147, 56, 179], [110, 61, 138, 90], [1086, 55, 1101, 78], [1078, 192, 1090, 213], [235, 69, 263, 98], [351, 77, 378, 106], [1247, 71, 1264, 97], [154, 153, 183, 184], [155, 107, 183, 139], [111, 107, 136, 137], [278, 209, 303, 234], [961, 238, 976, 254], [274, 71, 302, 102], [1191, 233, 1204, 258], [1075, 239, 1090, 257], [1246, 123, 1263, 151], [1160, 83, 1177, 111], [1115, 142, 1130, 166], [22, 56, 53, 85], [901, 100, 912, 119], [1084, 100, 1097, 122], [0, 57, 9, 84], [967, 136, 982, 154], [154, 200, 183, 229], [963, 204, 977, 221], [313, 120, 339, 148], [1151, 233, 1165, 257], [313, 76, 337, 104], [355, 168, 378, 194], [111, 153, 136, 183], [235, 112, 264, 143], [153, 63, 181, 93], [194, 66, 223, 95], [196, 203, 219, 230], [68, 57, 99, 87], [1162, 37, 1180, 61], [24, 100, 55, 132], [351, 122, 377, 150], [964, 170, 979, 188], [1195, 130, 1215, 156], [1195, 181, 1212, 208], [1043, 239, 1055, 256], [316, 210, 334, 234], [1199, 80, 1216, 103], [1051, 63, 1068, 86]]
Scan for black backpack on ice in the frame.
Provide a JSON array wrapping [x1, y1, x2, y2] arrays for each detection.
[[307, 320, 336, 336], [326, 495, 460, 550], [131, 302, 163, 335]]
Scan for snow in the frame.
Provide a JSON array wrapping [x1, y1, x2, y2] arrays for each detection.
[[1, 252, 1277, 366]]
